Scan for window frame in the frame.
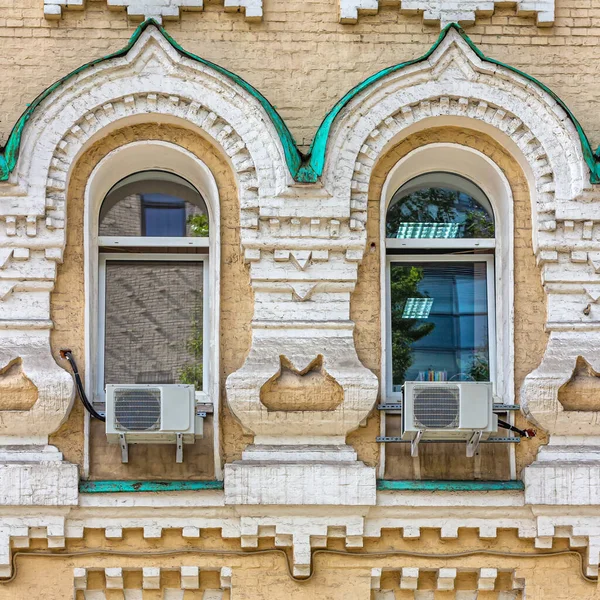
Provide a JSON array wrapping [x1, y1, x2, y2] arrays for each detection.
[[96, 252, 210, 403], [83, 140, 222, 479], [378, 143, 516, 480], [385, 253, 496, 400]]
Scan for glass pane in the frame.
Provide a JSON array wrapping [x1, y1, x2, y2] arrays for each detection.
[[386, 172, 494, 239], [104, 260, 204, 390], [99, 171, 209, 238], [389, 261, 490, 390], [142, 194, 186, 237]]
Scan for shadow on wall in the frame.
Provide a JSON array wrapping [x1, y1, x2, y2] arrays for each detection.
[[558, 356, 600, 412], [260, 355, 344, 412]]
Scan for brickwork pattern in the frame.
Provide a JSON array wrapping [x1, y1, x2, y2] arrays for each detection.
[[1, 0, 600, 156]]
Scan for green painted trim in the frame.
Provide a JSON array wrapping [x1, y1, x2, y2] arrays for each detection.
[[1, 20, 147, 181], [2, 21, 599, 184], [0, 18, 302, 182], [80, 480, 224, 493], [377, 480, 524, 492], [155, 25, 303, 177], [304, 22, 600, 183]]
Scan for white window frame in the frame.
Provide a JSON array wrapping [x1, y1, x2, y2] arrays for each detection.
[[83, 140, 222, 479], [379, 143, 516, 479], [385, 253, 496, 400], [97, 252, 210, 401]]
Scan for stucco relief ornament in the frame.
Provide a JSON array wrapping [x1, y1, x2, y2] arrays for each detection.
[[43, 0, 262, 22], [339, 0, 555, 25], [225, 182, 380, 508]]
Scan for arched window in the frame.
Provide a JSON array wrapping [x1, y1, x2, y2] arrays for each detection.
[[385, 172, 496, 395], [96, 170, 210, 397]]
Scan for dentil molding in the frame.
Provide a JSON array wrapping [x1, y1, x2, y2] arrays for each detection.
[[339, 0, 555, 26], [43, 0, 262, 22]]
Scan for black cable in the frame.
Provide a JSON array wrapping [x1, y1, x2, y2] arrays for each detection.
[[60, 349, 106, 422], [497, 418, 535, 438]]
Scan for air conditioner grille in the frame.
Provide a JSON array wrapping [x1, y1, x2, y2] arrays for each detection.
[[413, 385, 460, 429], [114, 388, 161, 432]]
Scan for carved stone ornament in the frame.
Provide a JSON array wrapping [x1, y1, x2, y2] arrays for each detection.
[[43, 0, 262, 22], [0, 22, 288, 505], [317, 25, 600, 504], [2, 19, 600, 514], [339, 0, 555, 27]]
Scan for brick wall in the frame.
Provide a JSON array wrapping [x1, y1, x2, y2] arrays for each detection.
[[0, 0, 599, 154]]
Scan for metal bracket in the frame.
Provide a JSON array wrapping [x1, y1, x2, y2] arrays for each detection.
[[119, 434, 128, 464], [376, 436, 520, 443], [411, 430, 423, 457], [377, 403, 403, 411], [379, 403, 520, 412], [493, 404, 520, 411], [466, 431, 483, 457], [176, 433, 184, 463]]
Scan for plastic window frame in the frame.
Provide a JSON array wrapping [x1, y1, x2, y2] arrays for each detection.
[[385, 253, 497, 400], [97, 252, 210, 403]]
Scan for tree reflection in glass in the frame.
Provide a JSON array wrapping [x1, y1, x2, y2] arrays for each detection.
[[386, 173, 495, 240], [390, 265, 435, 387], [390, 262, 490, 389]]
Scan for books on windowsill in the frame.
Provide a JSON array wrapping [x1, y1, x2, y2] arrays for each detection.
[[416, 370, 448, 382]]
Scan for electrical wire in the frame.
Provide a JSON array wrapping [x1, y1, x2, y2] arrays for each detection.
[[0, 546, 595, 585], [60, 349, 106, 422], [497, 419, 536, 439]]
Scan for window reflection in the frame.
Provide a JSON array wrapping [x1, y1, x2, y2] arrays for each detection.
[[386, 172, 494, 239], [390, 261, 490, 389], [99, 171, 208, 238], [103, 260, 204, 390]]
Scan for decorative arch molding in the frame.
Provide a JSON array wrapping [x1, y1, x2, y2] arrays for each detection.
[[1, 20, 293, 190], [316, 24, 600, 448], [0, 21, 291, 443], [321, 25, 589, 236]]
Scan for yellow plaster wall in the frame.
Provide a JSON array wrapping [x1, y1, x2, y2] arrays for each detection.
[[49, 123, 253, 474], [350, 127, 549, 478], [0, 529, 599, 599], [46, 121, 552, 478], [1, 0, 600, 155]]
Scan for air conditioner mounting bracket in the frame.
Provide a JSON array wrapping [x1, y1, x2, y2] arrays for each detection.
[[119, 434, 129, 464], [176, 433, 184, 463]]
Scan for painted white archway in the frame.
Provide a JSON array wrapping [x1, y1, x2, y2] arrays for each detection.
[[0, 23, 290, 439], [321, 26, 600, 439]]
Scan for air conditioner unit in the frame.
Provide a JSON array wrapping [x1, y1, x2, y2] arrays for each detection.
[[106, 384, 202, 450], [402, 381, 497, 455]]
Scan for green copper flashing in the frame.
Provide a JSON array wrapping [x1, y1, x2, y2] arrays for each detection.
[[377, 480, 524, 492], [1, 20, 147, 181], [1, 21, 599, 184], [80, 480, 224, 493], [0, 18, 302, 182], [304, 22, 600, 183]]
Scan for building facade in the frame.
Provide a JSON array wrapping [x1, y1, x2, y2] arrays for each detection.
[[1, 0, 600, 597]]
